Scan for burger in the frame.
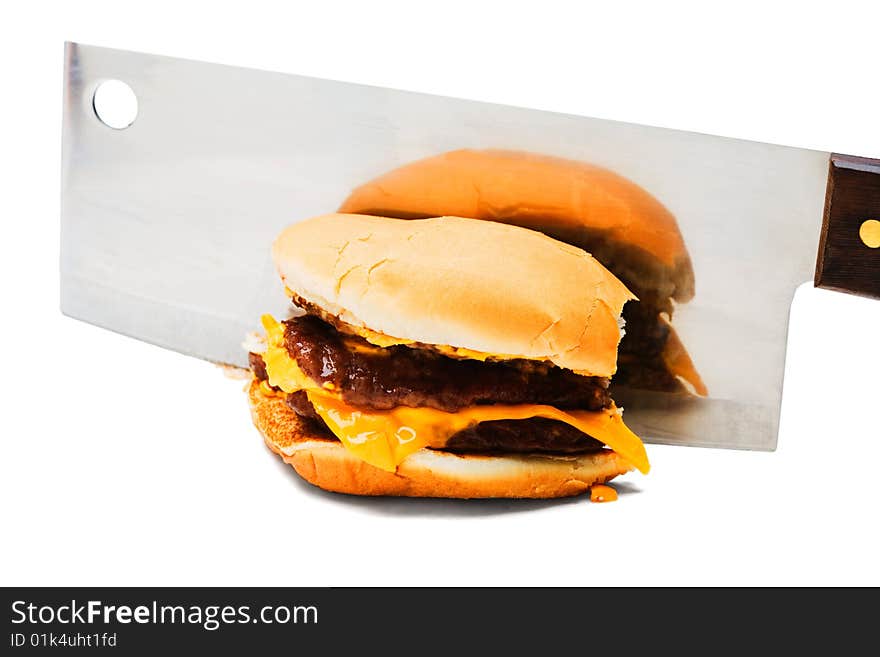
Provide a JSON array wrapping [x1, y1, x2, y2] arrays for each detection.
[[339, 149, 706, 396], [246, 213, 649, 498]]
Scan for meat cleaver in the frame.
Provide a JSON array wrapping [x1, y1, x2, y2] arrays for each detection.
[[60, 43, 880, 451]]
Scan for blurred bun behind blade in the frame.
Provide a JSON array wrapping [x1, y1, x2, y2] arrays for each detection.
[[339, 148, 694, 305]]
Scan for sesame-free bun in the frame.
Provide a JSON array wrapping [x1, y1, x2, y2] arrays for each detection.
[[273, 213, 635, 377], [339, 149, 694, 303], [248, 381, 632, 498]]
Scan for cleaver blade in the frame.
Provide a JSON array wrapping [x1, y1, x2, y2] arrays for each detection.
[[60, 43, 880, 451]]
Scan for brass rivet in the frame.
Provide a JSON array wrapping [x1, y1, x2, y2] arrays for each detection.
[[860, 220, 880, 248]]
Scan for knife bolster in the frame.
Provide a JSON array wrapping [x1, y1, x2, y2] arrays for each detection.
[[815, 154, 880, 300]]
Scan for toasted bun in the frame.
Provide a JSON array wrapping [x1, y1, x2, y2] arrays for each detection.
[[248, 381, 632, 498], [339, 149, 694, 303], [273, 213, 635, 377]]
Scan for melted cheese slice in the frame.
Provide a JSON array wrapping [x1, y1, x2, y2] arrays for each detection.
[[261, 315, 326, 393], [260, 314, 649, 475], [307, 392, 648, 474], [346, 324, 524, 362]]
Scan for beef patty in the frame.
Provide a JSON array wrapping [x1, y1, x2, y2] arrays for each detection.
[[292, 289, 682, 393], [280, 314, 611, 412]]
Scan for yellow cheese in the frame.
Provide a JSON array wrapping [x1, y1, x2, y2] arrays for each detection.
[[261, 314, 326, 393], [345, 323, 528, 362], [345, 324, 415, 348], [259, 314, 649, 475], [307, 391, 649, 475]]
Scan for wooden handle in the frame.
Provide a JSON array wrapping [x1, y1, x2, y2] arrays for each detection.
[[815, 154, 880, 299]]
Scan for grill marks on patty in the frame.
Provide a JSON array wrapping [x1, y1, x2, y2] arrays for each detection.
[[283, 314, 611, 412], [249, 312, 613, 456]]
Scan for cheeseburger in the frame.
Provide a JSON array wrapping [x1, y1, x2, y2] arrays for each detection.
[[246, 213, 649, 498], [339, 149, 707, 396]]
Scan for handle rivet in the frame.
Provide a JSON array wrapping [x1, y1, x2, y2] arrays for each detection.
[[859, 220, 880, 248]]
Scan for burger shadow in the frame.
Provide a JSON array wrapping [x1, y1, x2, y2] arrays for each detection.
[[277, 460, 642, 517]]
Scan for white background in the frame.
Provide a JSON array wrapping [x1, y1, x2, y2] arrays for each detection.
[[2, 1, 879, 586]]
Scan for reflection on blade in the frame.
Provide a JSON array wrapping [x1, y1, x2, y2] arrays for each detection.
[[61, 43, 830, 450], [612, 388, 776, 450]]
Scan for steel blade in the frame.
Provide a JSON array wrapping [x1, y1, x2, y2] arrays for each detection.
[[61, 43, 830, 450]]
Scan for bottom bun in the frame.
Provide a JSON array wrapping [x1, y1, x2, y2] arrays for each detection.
[[248, 380, 633, 499]]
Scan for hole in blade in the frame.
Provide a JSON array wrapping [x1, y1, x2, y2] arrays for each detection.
[[92, 80, 138, 130]]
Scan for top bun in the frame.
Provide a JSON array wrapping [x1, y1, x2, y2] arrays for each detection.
[[339, 149, 694, 303], [273, 214, 635, 377]]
